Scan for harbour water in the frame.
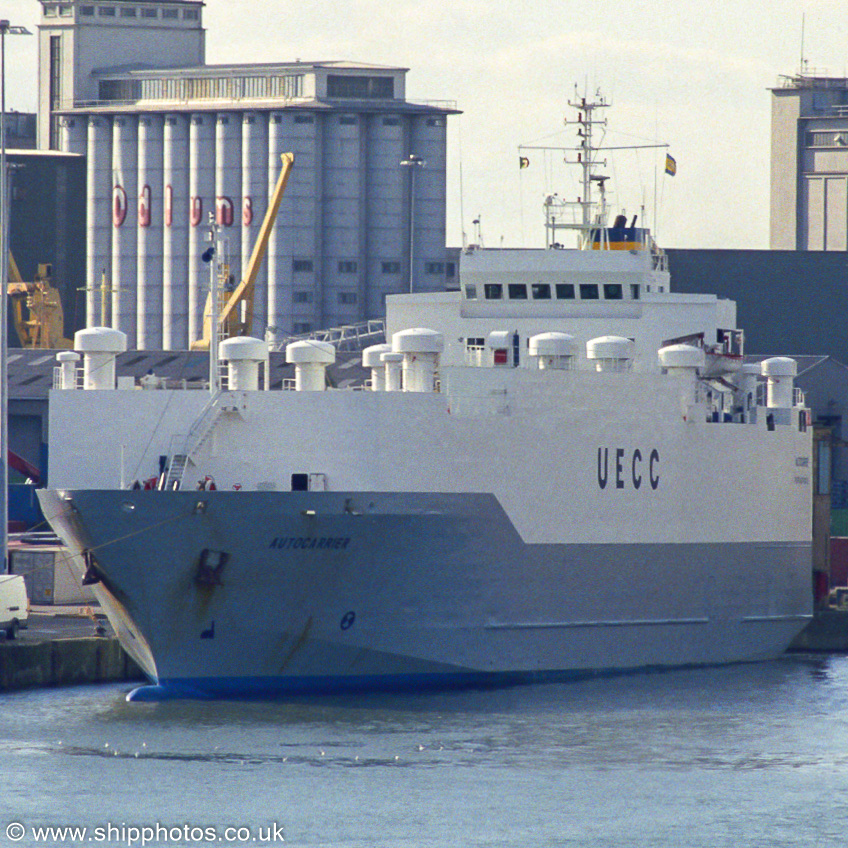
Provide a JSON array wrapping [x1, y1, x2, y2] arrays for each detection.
[[3, 655, 848, 847]]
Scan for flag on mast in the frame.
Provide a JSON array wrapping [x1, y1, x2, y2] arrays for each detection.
[[519, 156, 530, 170], [664, 154, 677, 176]]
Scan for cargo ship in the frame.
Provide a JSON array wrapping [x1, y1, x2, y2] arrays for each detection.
[[37, 93, 813, 700]]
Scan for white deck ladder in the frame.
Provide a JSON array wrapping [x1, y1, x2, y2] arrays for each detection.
[[160, 392, 227, 489]]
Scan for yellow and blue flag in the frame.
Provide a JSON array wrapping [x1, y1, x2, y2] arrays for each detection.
[[665, 154, 677, 176]]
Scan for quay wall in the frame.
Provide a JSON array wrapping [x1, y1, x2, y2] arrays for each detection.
[[0, 638, 143, 693]]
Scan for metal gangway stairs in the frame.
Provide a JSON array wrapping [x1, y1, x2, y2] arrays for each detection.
[[269, 319, 385, 353], [159, 391, 229, 490]]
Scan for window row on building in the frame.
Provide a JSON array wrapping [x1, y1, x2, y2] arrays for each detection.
[[293, 292, 358, 305], [807, 130, 848, 148], [83, 5, 197, 19], [467, 282, 641, 302], [45, 4, 200, 19], [93, 74, 416, 107], [326, 75, 393, 100], [292, 259, 450, 275], [92, 76, 429, 107], [98, 74, 305, 104]]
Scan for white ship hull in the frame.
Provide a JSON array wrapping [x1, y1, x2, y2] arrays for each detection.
[[39, 486, 812, 700]]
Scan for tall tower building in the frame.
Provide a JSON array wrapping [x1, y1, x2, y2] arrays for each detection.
[[771, 74, 848, 251], [38, 0, 456, 349], [38, 0, 205, 149]]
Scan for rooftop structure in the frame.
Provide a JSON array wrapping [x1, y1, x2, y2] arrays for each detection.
[[79, 60, 422, 112], [38, 0, 205, 149]]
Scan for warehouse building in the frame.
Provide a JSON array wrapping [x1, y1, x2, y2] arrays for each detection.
[[38, 0, 456, 349], [6, 149, 86, 341]]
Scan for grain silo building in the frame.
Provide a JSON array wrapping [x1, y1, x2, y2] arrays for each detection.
[[38, 0, 456, 349]]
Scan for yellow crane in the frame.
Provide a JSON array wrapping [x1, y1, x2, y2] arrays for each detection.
[[7, 253, 73, 349], [192, 152, 294, 350]]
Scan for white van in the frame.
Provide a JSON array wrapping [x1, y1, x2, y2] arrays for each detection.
[[0, 574, 29, 639]]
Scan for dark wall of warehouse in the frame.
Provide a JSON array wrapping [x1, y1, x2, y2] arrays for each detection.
[[8, 151, 87, 344], [667, 249, 848, 362]]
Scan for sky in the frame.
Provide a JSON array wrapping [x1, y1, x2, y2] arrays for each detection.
[[5, 0, 848, 249]]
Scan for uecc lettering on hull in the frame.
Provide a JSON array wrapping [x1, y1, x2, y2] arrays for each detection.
[[597, 447, 660, 490], [38, 91, 813, 700]]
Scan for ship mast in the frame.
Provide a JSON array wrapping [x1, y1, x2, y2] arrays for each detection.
[[541, 90, 610, 250], [570, 92, 609, 233], [529, 87, 668, 251]]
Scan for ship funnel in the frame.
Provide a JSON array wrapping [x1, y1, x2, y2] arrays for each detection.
[[392, 328, 444, 393], [586, 335, 633, 372], [286, 340, 335, 391], [761, 357, 797, 408], [362, 343, 393, 391], [56, 350, 81, 390], [220, 336, 267, 391], [529, 332, 578, 370], [75, 327, 127, 390], [380, 352, 404, 392]]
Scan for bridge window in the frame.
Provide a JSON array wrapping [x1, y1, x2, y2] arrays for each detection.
[[508, 284, 527, 299], [603, 284, 623, 300], [579, 283, 599, 300], [555, 283, 575, 300], [484, 283, 503, 300]]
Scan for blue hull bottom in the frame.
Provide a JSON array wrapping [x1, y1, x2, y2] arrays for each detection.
[[126, 663, 723, 702]]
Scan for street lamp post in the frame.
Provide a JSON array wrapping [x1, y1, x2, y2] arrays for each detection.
[[400, 154, 426, 293], [0, 19, 33, 573]]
